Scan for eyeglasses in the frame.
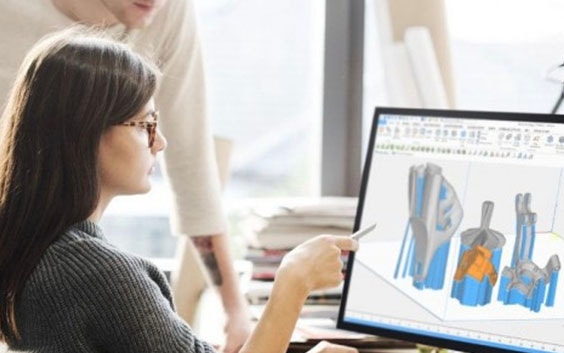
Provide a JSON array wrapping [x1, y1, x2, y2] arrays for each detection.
[[118, 111, 159, 148]]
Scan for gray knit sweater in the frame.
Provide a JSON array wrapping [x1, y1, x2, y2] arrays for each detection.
[[9, 221, 217, 353]]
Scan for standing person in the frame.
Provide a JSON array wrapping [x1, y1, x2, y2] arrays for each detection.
[[0, 1, 248, 351], [0, 27, 358, 353]]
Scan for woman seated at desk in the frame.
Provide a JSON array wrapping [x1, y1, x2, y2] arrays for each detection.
[[0, 27, 358, 353]]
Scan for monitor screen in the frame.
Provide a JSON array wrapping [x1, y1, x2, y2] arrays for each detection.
[[338, 107, 564, 353]]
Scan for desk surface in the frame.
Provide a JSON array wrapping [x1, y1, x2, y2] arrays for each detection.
[[196, 287, 418, 352], [288, 346, 417, 353]]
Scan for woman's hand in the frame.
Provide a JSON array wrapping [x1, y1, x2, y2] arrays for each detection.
[[239, 234, 359, 353], [307, 340, 359, 353], [276, 235, 358, 296]]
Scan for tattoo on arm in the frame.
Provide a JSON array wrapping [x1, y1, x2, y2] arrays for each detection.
[[192, 236, 223, 286]]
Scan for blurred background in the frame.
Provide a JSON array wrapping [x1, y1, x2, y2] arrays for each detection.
[[101, 0, 564, 261]]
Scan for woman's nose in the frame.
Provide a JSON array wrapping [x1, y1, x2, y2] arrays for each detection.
[[152, 128, 167, 152]]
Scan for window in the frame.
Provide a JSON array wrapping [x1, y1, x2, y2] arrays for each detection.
[[445, 0, 564, 113], [195, 0, 324, 198]]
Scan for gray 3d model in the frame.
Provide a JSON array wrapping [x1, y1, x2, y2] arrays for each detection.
[[512, 193, 536, 266], [460, 201, 506, 250], [409, 163, 463, 281], [501, 255, 561, 298]]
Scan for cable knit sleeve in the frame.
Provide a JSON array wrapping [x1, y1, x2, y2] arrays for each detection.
[[67, 240, 217, 353]]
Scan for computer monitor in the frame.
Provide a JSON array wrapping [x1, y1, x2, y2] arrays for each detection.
[[338, 107, 564, 353]]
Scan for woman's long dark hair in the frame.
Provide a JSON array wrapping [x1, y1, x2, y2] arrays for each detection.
[[0, 27, 158, 342]]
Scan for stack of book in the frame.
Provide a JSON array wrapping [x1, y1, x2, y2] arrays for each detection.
[[246, 279, 345, 305], [240, 197, 357, 281]]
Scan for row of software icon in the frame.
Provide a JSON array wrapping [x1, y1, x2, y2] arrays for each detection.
[[498, 132, 563, 144], [380, 126, 481, 140], [381, 124, 564, 145], [376, 144, 534, 159]]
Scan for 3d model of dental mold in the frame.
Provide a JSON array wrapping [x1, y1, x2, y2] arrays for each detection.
[[394, 163, 463, 290], [451, 201, 506, 306], [498, 256, 560, 312], [497, 193, 561, 312]]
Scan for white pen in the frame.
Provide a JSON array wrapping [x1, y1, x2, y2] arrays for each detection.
[[350, 222, 377, 240]]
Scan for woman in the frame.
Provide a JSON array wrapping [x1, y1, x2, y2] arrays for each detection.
[[0, 27, 358, 353]]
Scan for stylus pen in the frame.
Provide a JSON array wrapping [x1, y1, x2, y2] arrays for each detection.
[[350, 222, 377, 240]]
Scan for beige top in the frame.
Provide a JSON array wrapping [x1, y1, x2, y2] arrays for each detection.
[[0, 0, 226, 236]]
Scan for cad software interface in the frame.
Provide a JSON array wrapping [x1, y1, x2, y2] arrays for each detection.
[[342, 112, 564, 352]]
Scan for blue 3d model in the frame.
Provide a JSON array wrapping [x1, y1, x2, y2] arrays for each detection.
[[395, 163, 463, 290], [451, 201, 506, 306]]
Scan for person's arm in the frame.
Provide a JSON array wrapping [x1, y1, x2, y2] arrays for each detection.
[[141, 0, 252, 350], [192, 233, 251, 353], [240, 235, 359, 353]]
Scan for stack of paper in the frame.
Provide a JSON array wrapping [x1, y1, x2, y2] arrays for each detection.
[[246, 280, 344, 305], [240, 197, 357, 281], [241, 197, 357, 250]]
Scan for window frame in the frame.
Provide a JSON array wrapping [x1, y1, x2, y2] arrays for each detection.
[[321, 0, 365, 197]]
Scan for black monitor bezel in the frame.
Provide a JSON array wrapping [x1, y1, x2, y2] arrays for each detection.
[[337, 106, 563, 353]]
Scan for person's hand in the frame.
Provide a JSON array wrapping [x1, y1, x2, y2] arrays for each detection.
[[276, 235, 358, 295], [307, 340, 359, 353], [221, 309, 251, 353]]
